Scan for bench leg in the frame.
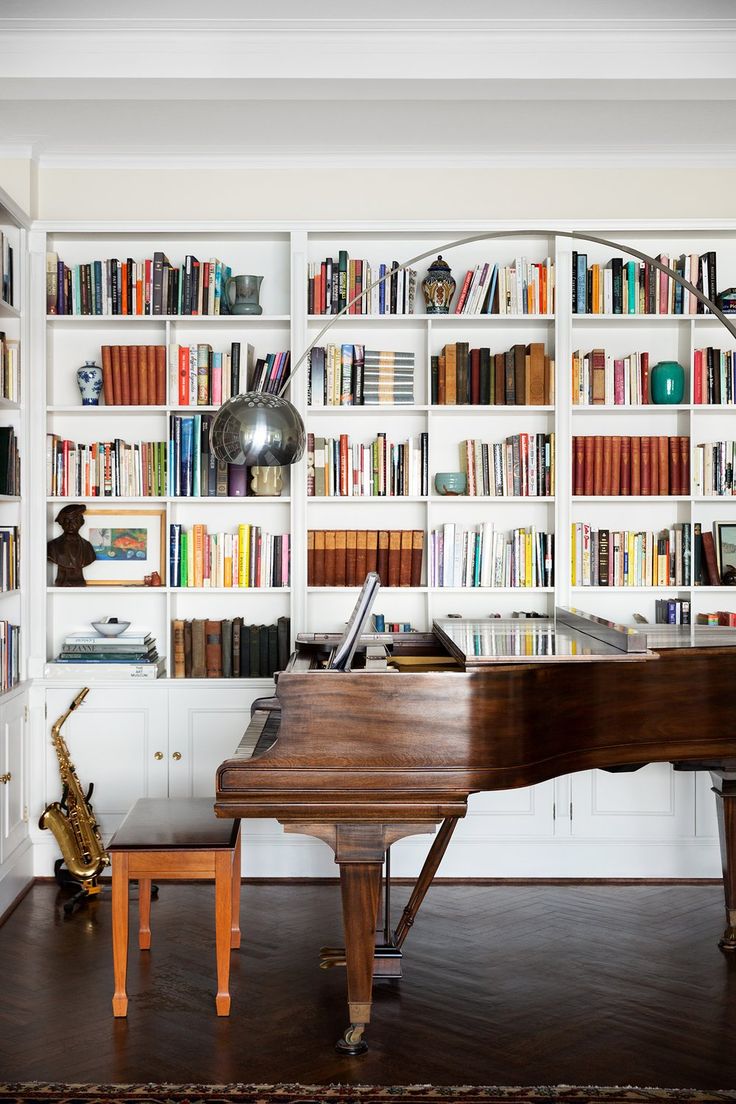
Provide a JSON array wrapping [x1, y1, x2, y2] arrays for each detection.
[[215, 850, 233, 1016], [138, 878, 152, 950], [112, 853, 129, 1017], [231, 829, 241, 949]]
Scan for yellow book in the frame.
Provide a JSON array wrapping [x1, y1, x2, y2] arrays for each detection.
[[627, 531, 635, 587], [238, 523, 249, 587], [525, 528, 533, 587], [193, 524, 205, 588], [224, 535, 233, 589], [571, 522, 577, 586], [187, 527, 194, 588]]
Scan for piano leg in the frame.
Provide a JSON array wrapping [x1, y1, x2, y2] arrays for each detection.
[[336, 860, 383, 1055], [711, 770, 736, 952], [395, 815, 459, 949]]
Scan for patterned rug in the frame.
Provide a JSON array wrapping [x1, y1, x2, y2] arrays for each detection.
[[0, 1086, 735, 1104]]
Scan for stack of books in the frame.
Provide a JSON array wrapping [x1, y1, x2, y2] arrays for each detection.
[[99, 345, 166, 406], [49, 628, 164, 680], [169, 523, 290, 588], [460, 433, 555, 497], [308, 252, 417, 315], [572, 436, 690, 496], [694, 348, 736, 404], [572, 349, 651, 406], [453, 257, 554, 315], [46, 435, 167, 497], [307, 432, 429, 497], [0, 426, 20, 495], [572, 251, 716, 315], [570, 523, 692, 587], [432, 342, 553, 406], [172, 616, 290, 678], [308, 345, 415, 406], [0, 332, 19, 402], [0, 526, 20, 591], [694, 440, 736, 496], [308, 529, 423, 587], [428, 524, 553, 589]]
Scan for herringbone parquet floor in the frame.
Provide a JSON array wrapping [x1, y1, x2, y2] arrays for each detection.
[[1, 882, 735, 1088]]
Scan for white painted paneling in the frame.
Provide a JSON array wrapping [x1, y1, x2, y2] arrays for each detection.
[[570, 765, 695, 841]]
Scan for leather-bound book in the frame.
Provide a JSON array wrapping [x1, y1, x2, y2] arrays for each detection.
[[504, 351, 515, 404], [513, 344, 526, 406], [277, 615, 291, 671], [620, 436, 631, 495], [119, 344, 131, 405], [205, 619, 222, 678], [240, 623, 252, 678], [630, 436, 641, 495], [593, 436, 604, 495], [324, 530, 336, 586], [366, 530, 378, 574], [649, 437, 659, 495], [658, 436, 669, 495], [191, 619, 206, 678], [456, 342, 469, 404], [399, 530, 413, 586], [591, 349, 606, 404], [598, 529, 610, 586], [479, 347, 491, 405], [138, 344, 148, 404], [610, 436, 622, 495], [156, 345, 166, 405], [313, 530, 325, 585], [544, 355, 554, 404], [172, 619, 185, 678], [250, 625, 261, 677], [388, 530, 401, 586], [702, 531, 721, 585], [574, 436, 584, 495], [669, 436, 681, 496], [228, 464, 247, 497], [128, 345, 140, 405], [147, 345, 157, 406], [583, 436, 595, 495], [680, 435, 690, 495], [183, 619, 193, 678], [641, 351, 650, 403], [259, 625, 269, 679], [445, 344, 457, 405], [411, 530, 424, 587], [231, 616, 242, 677], [101, 345, 115, 405], [356, 530, 368, 581], [377, 530, 389, 583], [268, 624, 278, 678], [495, 353, 506, 405], [334, 531, 347, 586], [527, 343, 546, 405], [640, 436, 651, 495], [602, 437, 613, 495], [346, 530, 358, 586], [110, 345, 123, 405], [437, 353, 446, 405], [221, 619, 233, 678], [307, 530, 315, 584], [469, 348, 481, 405]]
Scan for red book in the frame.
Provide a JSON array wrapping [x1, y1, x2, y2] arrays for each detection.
[[101, 345, 115, 405], [602, 437, 613, 495], [658, 436, 669, 495], [573, 436, 584, 495], [630, 436, 641, 495], [138, 344, 148, 405], [593, 436, 604, 495], [640, 435, 651, 495], [454, 269, 473, 314], [128, 345, 140, 406], [702, 531, 721, 585], [694, 349, 702, 404], [469, 348, 481, 405], [680, 436, 690, 495], [119, 344, 131, 405], [610, 436, 622, 495], [583, 436, 594, 495], [620, 436, 631, 495], [669, 436, 681, 496], [641, 352, 650, 403], [156, 345, 166, 405], [147, 346, 157, 406], [649, 437, 659, 495], [179, 345, 189, 405]]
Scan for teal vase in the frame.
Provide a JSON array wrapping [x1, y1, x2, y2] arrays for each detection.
[[650, 360, 685, 404]]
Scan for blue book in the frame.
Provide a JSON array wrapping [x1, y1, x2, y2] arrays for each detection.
[[169, 523, 180, 587], [378, 264, 386, 314], [625, 261, 637, 314], [192, 414, 201, 496], [576, 253, 587, 314], [485, 264, 498, 313], [180, 416, 193, 497], [93, 260, 103, 315]]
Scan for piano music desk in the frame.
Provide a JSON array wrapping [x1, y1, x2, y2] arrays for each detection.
[[108, 798, 242, 1017]]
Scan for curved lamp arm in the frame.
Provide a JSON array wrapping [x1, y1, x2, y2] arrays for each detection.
[[279, 228, 736, 399]]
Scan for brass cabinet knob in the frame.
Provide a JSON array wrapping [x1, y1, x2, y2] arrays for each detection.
[[0, 772, 11, 784], [153, 751, 164, 761], [172, 751, 182, 761]]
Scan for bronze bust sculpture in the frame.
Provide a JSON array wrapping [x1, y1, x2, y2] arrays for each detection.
[[47, 503, 97, 586]]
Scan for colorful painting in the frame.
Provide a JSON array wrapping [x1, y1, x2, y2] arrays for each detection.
[[89, 527, 148, 561]]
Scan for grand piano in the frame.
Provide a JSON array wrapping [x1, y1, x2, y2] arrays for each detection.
[[215, 595, 736, 1055]]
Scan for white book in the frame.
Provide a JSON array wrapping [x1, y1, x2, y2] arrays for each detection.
[[46, 657, 166, 680]]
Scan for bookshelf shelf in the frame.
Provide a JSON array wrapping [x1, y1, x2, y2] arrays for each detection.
[[573, 495, 691, 503], [571, 405, 691, 414], [570, 586, 691, 594], [428, 495, 555, 504], [46, 314, 290, 324], [429, 405, 554, 416], [307, 586, 428, 594], [308, 405, 430, 415], [48, 585, 289, 595], [308, 495, 428, 504], [432, 586, 555, 594], [0, 590, 20, 600], [47, 405, 168, 415], [572, 314, 706, 323], [0, 299, 20, 320], [0, 399, 20, 411], [0, 495, 21, 503], [47, 496, 291, 504]]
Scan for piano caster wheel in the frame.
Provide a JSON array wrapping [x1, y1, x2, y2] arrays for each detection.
[[336, 1024, 368, 1056], [719, 925, 736, 952]]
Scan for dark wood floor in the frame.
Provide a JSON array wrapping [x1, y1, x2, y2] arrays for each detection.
[[1, 881, 735, 1088]]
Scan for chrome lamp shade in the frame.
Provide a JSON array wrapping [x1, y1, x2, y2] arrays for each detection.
[[210, 392, 306, 466]]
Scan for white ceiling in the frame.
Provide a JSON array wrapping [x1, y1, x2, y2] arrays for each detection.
[[2, 2, 736, 165]]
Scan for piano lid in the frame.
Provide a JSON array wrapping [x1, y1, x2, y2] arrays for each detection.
[[432, 608, 653, 666]]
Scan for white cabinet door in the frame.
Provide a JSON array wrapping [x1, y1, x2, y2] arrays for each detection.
[[571, 765, 694, 840], [0, 692, 27, 864], [43, 687, 169, 841], [167, 686, 263, 798]]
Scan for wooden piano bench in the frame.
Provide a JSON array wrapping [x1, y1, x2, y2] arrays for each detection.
[[107, 797, 242, 1018]]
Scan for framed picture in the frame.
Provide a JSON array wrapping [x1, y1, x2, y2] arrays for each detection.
[[83, 508, 166, 586], [714, 522, 736, 584]]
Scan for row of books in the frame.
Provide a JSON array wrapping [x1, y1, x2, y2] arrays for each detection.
[[570, 523, 692, 587], [460, 434, 555, 497], [1, 233, 14, 307], [307, 432, 429, 498], [0, 332, 19, 403], [0, 426, 20, 496], [697, 610, 736, 626], [47, 436, 167, 498], [572, 436, 690, 497], [99, 346, 166, 406], [169, 523, 290, 589], [572, 349, 651, 406], [308, 253, 417, 315], [47, 252, 234, 316], [431, 342, 553, 406], [694, 348, 736, 405], [655, 599, 691, 625], [172, 616, 290, 679], [428, 524, 554, 589], [307, 530, 423, 587], [571, 252, 717, 315], [453, 258, 554, 316], [308, 345, 414, 406], [0, 622, 19, 692], [172, 342, 289, 407], [372, 616, 414, 633], [693, 441, 736, 496], [169, 414, 254, 498], [0, 527, 19, 592]]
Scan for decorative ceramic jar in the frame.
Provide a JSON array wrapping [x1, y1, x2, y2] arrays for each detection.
[[434, 471, 467, 496], [422, 255, 456, 314], [250, 465, 283, 496], [650, 360, 685, 404], [224, 274, 264, 315], [76, 360, 103, 405]]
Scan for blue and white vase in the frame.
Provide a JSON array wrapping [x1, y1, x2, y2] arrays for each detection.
[[77, 360, 103, 406]]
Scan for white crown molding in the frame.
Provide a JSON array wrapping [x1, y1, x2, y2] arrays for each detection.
[[0, 144, 34, 159], [35, 148, 736, 171]]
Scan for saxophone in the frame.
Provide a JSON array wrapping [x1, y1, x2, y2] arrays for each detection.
[[39, 688, 110, 882]]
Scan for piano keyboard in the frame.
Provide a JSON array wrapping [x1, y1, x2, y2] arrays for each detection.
[[234, 709, 281, 760]]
